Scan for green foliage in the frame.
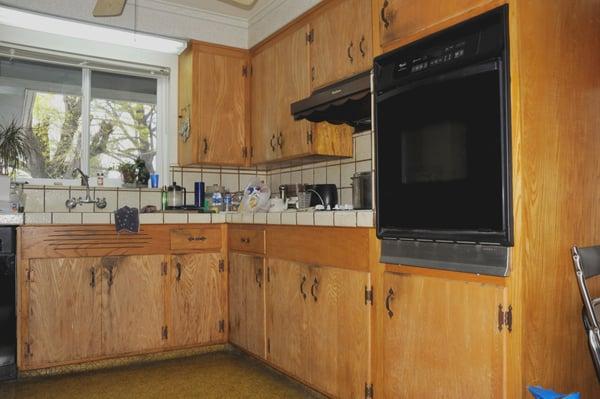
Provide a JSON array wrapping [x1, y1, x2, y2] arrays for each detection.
[[118, 161, 137, 184], [0, 119, 30, 176]]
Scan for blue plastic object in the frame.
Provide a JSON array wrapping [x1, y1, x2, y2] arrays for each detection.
[[528, 386, 580, 399]]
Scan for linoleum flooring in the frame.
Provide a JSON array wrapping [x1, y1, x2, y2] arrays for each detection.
[[0, 351, 323, 399]]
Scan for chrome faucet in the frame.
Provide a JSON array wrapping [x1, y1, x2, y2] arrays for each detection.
[[65, 168, 107, 209]]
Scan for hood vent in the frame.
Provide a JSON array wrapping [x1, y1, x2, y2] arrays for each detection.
[[291, 71, 371, 132]]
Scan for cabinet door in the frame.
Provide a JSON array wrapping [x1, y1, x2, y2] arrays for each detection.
[[195, 50, 248, 166], [102, 255, 166, 355], [308, 266, 371, 398], [265, 259, 310, 377], [25, 258, 102, 367], [275, 24, 312, 159], [383, 272, 506, 398], [251, 44, 278, 164], [310, 0, 372, 89], [170, 253, 225, 347], [378, 0, 495, 48], [229, 253, 265, 357]]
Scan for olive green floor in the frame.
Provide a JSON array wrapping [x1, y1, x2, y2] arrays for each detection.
[[0, 351, 323, 399]]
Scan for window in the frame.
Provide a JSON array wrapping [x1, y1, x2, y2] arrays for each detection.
[[0, 56, 163, 184]]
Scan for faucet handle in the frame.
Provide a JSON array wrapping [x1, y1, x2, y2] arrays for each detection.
[[96, 197, 107, 209], [65, 198, 77, 209]]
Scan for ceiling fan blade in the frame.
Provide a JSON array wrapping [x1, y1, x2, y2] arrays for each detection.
[[218, 0, 258, 9], [93, 0, 127, 17]]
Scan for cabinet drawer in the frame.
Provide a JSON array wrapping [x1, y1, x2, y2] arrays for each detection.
[[229, 227, 265, 254], [170, 227, 222, 251]]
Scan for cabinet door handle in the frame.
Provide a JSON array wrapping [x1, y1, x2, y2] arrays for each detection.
[[359, 35, 366, 58], [90, 267, 96, 288], [176, 262, 182, 281], [300, 275, 307, 300], [310, 277, 319, 302], [203, 138, 208, 154], [311, 66, 316, 82], [255, 268, 262, 288], [270, 134, 276, 152], [347, 41, 354, 64], [241, 237, 250, 244], [381, 0, 390, 29], [108, 267, 114, 288], [187, 236, 206, 242], [385, 288, 395, 318], [277, 131, 283, 148]]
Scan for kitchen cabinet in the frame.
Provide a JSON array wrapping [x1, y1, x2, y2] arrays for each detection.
[[266, 258, 370, 398], [309, 0, 372, 90], [377, 0, 497, 49], [228, 253, 265, 358], [169, 253, 226, 347], [178, 41, 250, 167], [382, 271, 506, 398], [101, 255, 167, 355], [24, 258, 103, 368]]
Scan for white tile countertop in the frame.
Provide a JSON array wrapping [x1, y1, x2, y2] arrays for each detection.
[[14, 210, 375, 228], [0, 213, 24, 225]]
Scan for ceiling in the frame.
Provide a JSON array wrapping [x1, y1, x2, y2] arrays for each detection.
[[155, 0, 276, 21]]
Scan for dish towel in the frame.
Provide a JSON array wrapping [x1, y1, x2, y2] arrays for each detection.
[[114, 206, 140, 233], [528, 386, 580, 399]]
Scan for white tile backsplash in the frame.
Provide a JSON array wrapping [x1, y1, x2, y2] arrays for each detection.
[[355, 133, 372, 161], [118, 190, 140, 209], [82, 213, 110, 224], [53, 212, 82, 224], [141, 191, 162, 209], [221, 173, 239, 192], [24, 189, 44, 212], [44, 188, 69, 212], [25, 212, 51, 224], [95, 189, 117, 212]]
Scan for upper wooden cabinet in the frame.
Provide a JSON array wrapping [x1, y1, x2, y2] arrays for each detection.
[[377, 0, 497, 48], [309, 0, 373, 89], [178, 41, 250, 167]]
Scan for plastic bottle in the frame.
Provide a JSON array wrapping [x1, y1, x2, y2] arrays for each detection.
[[97, 173, 104, 187]]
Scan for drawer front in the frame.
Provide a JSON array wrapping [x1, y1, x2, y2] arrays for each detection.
[[170, 227, 222, 251], [229, 228, 265, 254]]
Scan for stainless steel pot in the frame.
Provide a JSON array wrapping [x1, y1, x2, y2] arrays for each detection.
[[351, 172, 372, 210], [167, 182, 186, 208]]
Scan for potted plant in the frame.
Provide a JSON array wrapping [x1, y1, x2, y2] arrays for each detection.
[[0, 120, 30, 177], [118, 161, 137, 188]]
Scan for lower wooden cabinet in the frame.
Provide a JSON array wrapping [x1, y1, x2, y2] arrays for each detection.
[[266, 258, 371, 398], [170, 253, 226, 347], [382, 272, 506, 398], [228, 253, 265, 358]]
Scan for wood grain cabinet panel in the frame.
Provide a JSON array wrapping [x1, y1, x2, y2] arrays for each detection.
[[229, 253, 265, 358], [101, 255, 166, 356], [24, 258, 102, 368], [178, 41, 249, 167], [170, 227, 222, 251], [169, 253, 226, 347], [309, 0, 372, 90], [250, 42, 277, 164], [377, 0, 497, 49], [382, 272, 506, 398], [229, 227, 265, 254]]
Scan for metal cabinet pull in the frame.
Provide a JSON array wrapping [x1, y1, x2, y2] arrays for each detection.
[[381, 0, 390, 29], [255, 268, 262, 288], [90, 267, 96, 288], [277, 132, 283, 148], [108, 267, 114, 288], [187, 236, 206, 242], [311, 277, 319, 302], [176, 262, 182, 281], [300, 276, 307, 300], [347, 41, 354, 63], [203, 138, 208, 154], [359, 35, 366, 57], [385, 288, 395, 318], [270, 134, 276, 151], [241, 237, 250, 244]]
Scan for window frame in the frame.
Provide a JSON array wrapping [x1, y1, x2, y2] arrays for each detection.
[[2, 51, 169, 187]]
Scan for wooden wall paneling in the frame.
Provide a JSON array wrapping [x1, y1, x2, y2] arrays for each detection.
[[511, 0, 600, 397], [266, 226, 370, 271], [265, 258, 310, 377], [308, 265, 371, 398], [169, 253, 225, 347], [101, 255, 166, 355], [24, 258, 103, 368], [382, 272, 506, 398]]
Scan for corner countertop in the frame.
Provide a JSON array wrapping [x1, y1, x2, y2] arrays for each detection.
[[12, 210, 375, 228]]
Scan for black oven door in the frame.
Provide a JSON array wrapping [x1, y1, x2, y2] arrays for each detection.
[[375, 59, 512, 245]]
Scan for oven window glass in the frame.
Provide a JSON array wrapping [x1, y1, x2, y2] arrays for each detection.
[[377, 68, 504, 233]]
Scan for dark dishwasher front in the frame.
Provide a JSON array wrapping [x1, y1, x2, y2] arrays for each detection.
[[0, 226, 16, 381]]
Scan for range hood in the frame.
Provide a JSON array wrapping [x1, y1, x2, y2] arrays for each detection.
[[291, 70, 371, 132]]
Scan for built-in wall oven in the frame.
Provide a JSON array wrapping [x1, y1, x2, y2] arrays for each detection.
[[374, 6, 512, 276]]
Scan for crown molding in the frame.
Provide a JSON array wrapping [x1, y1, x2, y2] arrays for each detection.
[[137, 0, 249, 29]]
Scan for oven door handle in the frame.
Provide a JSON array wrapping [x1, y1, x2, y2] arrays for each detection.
[[377, 59, 500, 103]]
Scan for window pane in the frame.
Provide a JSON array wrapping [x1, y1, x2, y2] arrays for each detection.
[[89, 71, 157, 178], [0, 57, 82, 179]]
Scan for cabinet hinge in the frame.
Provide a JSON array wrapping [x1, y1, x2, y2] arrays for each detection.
[[161, 261, 168, 276], [498, 304, 513, 333], [242, 65, 248, 77], [306, 29, 314, 44], [306, 129, 313, 144], [219, 319, 225, 333], [267, 338, 271, 353], [161, 325, 168, 340], [365, 383, 374, 399], [26, 268, 32, 283], [219, 259, 225, 273], [267, 267, 270, 283], [365, 286, 373, 305]]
